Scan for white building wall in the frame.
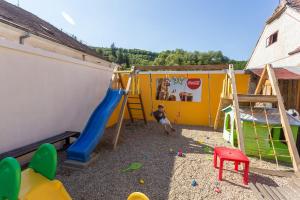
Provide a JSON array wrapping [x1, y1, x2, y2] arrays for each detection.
[[0, 22, 112, 67], [0, 39, 113, 153], [247, 8, 300, 69]]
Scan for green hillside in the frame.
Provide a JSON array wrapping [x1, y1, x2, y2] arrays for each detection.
[[94, 43, 247, 70]]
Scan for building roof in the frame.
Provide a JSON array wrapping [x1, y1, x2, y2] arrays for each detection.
[[223, 106, 300, 126], [288, 0, 300, 12], [247, 0, 300, 69], [289, 46, 300, 55], [0, 0, 103, 59], [266, 0, 300, 24], [250, 67, 300, 80]]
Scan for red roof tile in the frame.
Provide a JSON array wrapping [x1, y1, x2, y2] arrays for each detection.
[[288, 0, 300, 11], [251, 67, 300, 80]]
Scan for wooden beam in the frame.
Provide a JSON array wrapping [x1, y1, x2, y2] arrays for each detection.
[[113, 70, 133, 74], [250, 167, 294, 177], [266, 64, 300, 172], [224, 94, 278, 103], [139, 94, 147, 124], [113, 74, 133, 150], [135, 64, 228, 71], [213, 98, 232, 130], [118, 74, 125, 89], [118, 74, 134, 123], [255, 66, 268, 94], [214, 98, 224, 130], [228, 65, 245, 152], [297, 80, 300, 112], [214, 74, 232, 130]]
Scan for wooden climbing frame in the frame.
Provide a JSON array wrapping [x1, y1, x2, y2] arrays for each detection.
[[214, 64, 245, 152], [214, 64, 300, 172]]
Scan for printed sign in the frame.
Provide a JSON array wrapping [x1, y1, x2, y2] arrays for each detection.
[[156, 77, 202, 102]]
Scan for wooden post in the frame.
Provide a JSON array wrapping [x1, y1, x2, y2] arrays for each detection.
[[113, 70, 134, 150], [214, 99, 223, 130], [214, 74, 229, 130], [255, 66, 268, 95], [228, 64, 245, 153], [118, 70, 134, 123], [296, 80, 300, 112], [208, 73, 212, 127], [266, 64, 300, 172], [139, 94, 147, 124]]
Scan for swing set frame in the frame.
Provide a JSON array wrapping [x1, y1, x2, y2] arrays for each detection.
[[111, 66, 147, 149]]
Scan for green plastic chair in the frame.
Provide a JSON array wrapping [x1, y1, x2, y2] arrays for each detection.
[[0, 157, 21, 200], [29, 143, 57, 180]]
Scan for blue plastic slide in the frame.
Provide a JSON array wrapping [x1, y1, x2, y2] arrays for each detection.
[[67, 88, 124, 162]]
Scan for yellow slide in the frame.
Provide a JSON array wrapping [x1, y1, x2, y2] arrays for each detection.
[[19, 169, 71, 200], [0, 144, 72, 200]]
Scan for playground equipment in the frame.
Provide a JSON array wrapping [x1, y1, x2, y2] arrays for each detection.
[[214, 64, 300, 173], [67, 88, 125, 162], [134, 65, 249, 126], [0, 143, 71, 200], [222, 105, 300, 162], [65, 64, 248, 164], [112, 67, 147, 150], [66, 66, 147, 163], [127, 192, 150, 200], [214, 147, 250, 185]]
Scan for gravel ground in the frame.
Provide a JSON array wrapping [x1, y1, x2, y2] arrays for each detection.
[[57, 121, 289, 200]]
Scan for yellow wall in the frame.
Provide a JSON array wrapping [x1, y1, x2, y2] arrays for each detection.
[[108, 72, 249, 127]]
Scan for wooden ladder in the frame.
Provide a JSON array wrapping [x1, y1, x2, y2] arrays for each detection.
[[127, 94, 147, 124], [117, 70, 147, 124]]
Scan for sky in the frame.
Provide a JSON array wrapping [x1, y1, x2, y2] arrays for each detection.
[[6, 0, 279, 60]]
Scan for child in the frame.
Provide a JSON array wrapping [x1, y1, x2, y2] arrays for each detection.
[[153, 104, 175, 135]]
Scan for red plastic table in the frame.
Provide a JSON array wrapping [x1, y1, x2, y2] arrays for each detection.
[[213, 147, 250, 185]]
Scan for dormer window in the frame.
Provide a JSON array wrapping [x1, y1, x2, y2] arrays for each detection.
[[266, 31, 278, 47]]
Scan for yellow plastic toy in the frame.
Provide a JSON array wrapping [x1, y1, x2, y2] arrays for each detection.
[[19, 168, 71, 200], [0, 144, 71, 200], [139, 178, 145, 184], [127, 192, 150, 200]]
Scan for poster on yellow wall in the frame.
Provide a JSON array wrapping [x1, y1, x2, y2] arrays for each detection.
[[156, 77, 202, 102]]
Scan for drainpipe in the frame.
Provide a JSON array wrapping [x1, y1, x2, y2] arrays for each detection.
[[19, 32, 30, 44]]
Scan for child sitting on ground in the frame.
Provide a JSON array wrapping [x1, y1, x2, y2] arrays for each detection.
[[153, 104, 175, 135]]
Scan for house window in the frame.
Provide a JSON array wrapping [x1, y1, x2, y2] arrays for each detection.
[[266, 31, 278, 47]]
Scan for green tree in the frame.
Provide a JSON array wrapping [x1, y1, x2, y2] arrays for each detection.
[[110, 43, 117, 59], [93, 46, 247, 69]]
